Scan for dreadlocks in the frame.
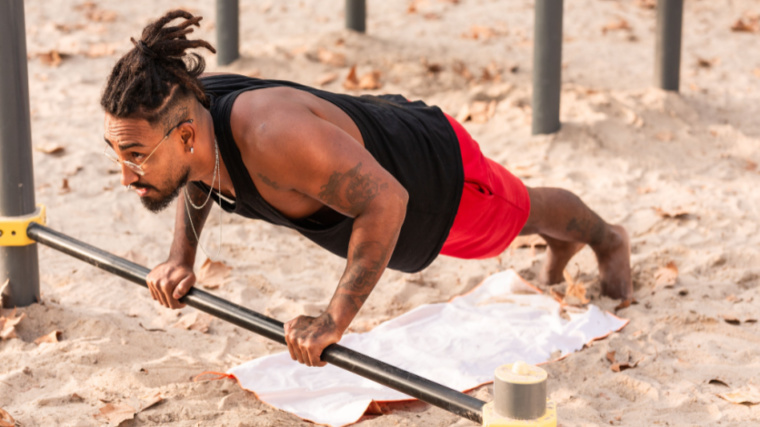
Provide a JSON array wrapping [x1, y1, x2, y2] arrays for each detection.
[[101, 10, 216, 133]]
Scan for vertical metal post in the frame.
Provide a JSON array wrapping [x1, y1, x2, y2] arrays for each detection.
[[216, 0, 239, 66], [654, 0, 683, 91], [531, 0, 564, 135], [345, 0, 366, 33], [0, 0, 40, 307]]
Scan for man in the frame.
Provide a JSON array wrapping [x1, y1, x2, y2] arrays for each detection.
[[102, 10, 632, 367]]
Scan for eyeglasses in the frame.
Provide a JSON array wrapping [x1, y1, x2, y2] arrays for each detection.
[[104, 119, 193, 176]]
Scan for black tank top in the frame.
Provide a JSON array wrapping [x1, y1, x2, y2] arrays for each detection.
[[196, 75, 463, 273]]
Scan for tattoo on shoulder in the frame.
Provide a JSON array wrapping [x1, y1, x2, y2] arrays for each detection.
[[257, 173, 281, 190], [318, 163, 387, 214]]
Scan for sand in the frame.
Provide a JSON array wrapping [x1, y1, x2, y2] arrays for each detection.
[[2, 0, 760, 425]]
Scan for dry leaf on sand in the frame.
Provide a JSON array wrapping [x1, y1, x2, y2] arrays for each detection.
[[722, 314, 741, 325], [358, 70, 382, 90], [343, 65, 360, 90], [709, 378, 730, 387], [730, 17, 759, 33], [653, 206, 690, 219], [316, 48, 346, 67], [653, 261, 678, 290], [315, 72, 338, 86], [173, 312, 211, 333], [34, 143, 65, 155], [35, 330, 62, 344], [197, 258, 231, 290], [718, 385, 760, 405], [602, 18, 631, 34], [562, 269, 590, 306], [38, 50, 67, 67], [0, 408, 15, 427], [456, 100, 496, 124], [94, 402, 136, 425], [343, 66, 382, 90], [0, 309, 26, 340], [607, 351, 641, 372]]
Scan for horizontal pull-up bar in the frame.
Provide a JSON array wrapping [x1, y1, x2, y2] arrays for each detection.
[[26, 222, 486, 423]]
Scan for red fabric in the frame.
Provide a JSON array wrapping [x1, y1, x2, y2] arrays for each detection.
[[440, 114, 531, 259]]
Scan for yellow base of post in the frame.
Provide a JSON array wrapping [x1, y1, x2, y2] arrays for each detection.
[[482, 400, 557, 427]]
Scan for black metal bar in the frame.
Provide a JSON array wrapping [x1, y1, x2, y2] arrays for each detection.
[[654, 0, 683, 91], [531, 0, 564, 135], [345, 0, 366, 33], [0, 0, 40, 308], [216, 0, 239, 65], [26, 223, 485, 423]]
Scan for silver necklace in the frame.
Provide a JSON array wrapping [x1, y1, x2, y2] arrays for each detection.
[[183, 139, 222, 260]]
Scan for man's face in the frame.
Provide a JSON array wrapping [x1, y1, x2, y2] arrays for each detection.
[[103, 114, 190, 213]]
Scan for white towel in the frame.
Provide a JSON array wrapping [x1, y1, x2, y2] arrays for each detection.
[[228, 270, 628, 426]]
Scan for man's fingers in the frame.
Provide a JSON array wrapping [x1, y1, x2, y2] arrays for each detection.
[[173, 275, 195, 300], [284, 321, 299, 362]]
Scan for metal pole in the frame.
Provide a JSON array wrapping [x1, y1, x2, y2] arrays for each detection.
[[26, 223, 486, 423], [654, 0, 683, 91], [216, 0, 239, 65], [531, 0, 564, 135], [345, 0, 366, 33], [0, 0, 40, 308]]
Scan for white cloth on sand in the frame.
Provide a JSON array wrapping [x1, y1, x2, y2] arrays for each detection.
[[228, 270, 628, 426]]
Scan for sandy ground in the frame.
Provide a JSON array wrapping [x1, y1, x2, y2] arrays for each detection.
[[2, 0, 760, 425]]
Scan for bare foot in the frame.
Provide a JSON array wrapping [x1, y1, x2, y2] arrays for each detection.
[[538, 235, 586, 285], [593, 224, 632, 301]]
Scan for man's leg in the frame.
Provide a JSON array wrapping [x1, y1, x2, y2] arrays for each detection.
[[519, 187, 632, 301]]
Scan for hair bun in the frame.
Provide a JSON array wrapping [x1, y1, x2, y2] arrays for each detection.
[[131, 37, 158, 59]]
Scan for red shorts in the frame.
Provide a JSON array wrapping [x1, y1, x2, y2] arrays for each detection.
[[439, 114, 531, 259]]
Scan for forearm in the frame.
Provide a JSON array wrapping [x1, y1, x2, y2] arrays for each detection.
[[169, 184, 212, 265], [326, 195, 407, 331]]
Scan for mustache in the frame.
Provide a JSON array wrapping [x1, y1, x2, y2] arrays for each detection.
[[131, 182, 158, 191]]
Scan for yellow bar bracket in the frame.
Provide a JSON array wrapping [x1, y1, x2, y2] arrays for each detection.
[[0, 205, 46, 246]]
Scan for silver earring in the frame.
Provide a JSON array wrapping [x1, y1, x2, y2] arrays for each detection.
[[190, 147, 194, 154], [126, 185, 132, 190]]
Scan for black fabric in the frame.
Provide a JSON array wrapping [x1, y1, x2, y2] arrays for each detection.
[[196, 75, 463, 273]]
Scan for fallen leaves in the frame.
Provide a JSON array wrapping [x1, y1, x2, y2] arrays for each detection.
[[34, 330, 62, 344], [606, 350, 642, 372], [456, 100, 497, 124], [635, 0, 656, 10], [0, 309, 25, 340], [173, 312, 212, 333], [315, 48, 346, 67], [196, 258, 231, 290], [653, 261, 679, 290], [461, 25, 507, 41], [34, 143, 65, 155], [37, 50, 68, 67], [94, 393, 164, 424], [718, 385, 760, 406], [721, 314, 757, 325], [563, 269, 590, 306], [602, 17, 631, 34], [654, 131, 674, 142], [731, 15, 759, 33], [653, 206, 691, 219], [0, 408, 15, 427], [315, 72, 339, 86], [343, 66, 383, 90]]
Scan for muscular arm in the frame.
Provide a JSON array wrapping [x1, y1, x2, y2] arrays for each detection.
[[235, 91, 408, 366], [146, 183, 212, 309]]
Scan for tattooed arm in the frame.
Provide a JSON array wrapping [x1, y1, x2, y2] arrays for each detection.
[[146, 184, 213, 309], [235, 91, 408, 367]]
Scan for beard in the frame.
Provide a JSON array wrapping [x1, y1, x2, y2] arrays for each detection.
[[137, 167, 190, 213]]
